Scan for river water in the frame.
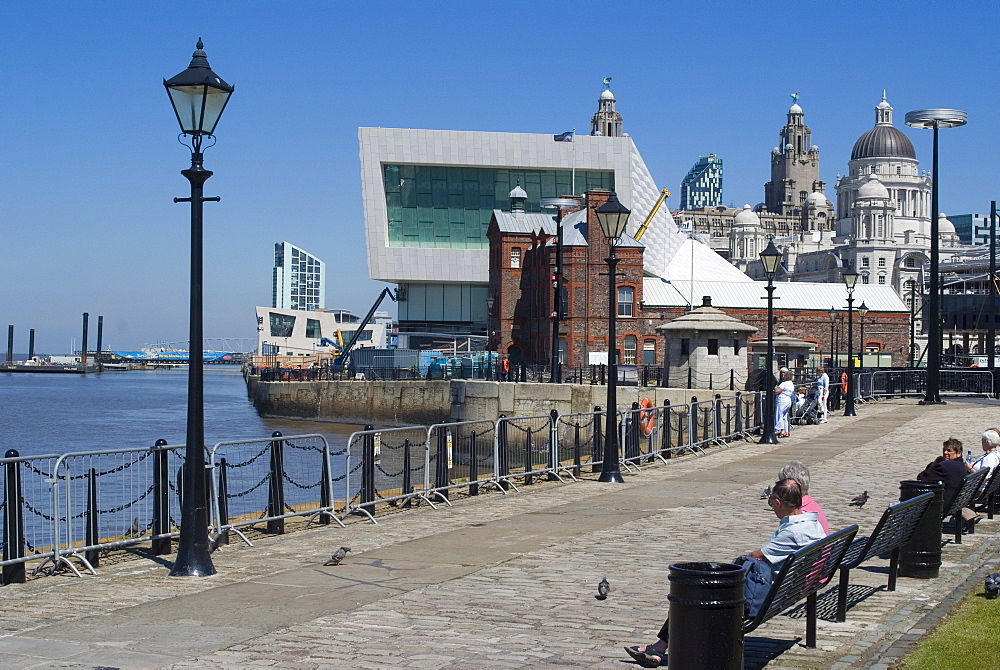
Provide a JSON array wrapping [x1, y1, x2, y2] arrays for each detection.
[[1, 367, 361, 457]]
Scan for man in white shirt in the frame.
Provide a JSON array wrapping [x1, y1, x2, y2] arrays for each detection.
[[816, 368, 830, 423]]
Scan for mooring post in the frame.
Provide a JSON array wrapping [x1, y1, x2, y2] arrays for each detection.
[[216, 458, 230, 545], [401, 437, 413, 507], [2, 449, 26, 584], [592, 406, 603, 472], [735, 391, 744, 435], [572, 421, 582, 479], [151, 439, 171, 556], [468, 431, 480, 496], [360, 425, 376, 510], [85, 467, 100, 568], [626, 401, 640, 461], [662, 399, 673, 459], [547, 409, 559, 481], [714, 394, 723, 440], [319, 447, 332, 525], [435, 429, 449, 500], [497, 415, 510, 490], [266, 431, 285, 534]]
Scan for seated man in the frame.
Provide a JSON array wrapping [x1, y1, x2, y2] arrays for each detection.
[[624, 479, 825, 668]]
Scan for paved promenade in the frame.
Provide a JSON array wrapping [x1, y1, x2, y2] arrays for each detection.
[[2, 398, 999, 669]]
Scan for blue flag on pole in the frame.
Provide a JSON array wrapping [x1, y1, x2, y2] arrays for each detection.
[[553, 131, 574, 142]]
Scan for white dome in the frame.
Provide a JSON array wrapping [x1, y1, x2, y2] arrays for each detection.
[[807, 191, 827, 206], [734, 204, 760, 227], [509, 185, 527, 199], [938, 213, 956, 234], [857, 173, 889, 200], [600, 88, 615, 100], [789, 103, 803, 113]]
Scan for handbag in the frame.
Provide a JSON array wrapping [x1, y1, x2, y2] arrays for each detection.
[[734, 555, 774, 618]]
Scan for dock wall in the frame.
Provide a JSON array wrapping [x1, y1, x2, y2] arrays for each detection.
[[247, 375, 728, 425]]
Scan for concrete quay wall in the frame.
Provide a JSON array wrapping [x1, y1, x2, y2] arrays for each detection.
[[247, 375, 732, 425]]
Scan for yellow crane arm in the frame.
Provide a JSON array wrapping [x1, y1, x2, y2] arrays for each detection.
[[633, 187, 671, 241]]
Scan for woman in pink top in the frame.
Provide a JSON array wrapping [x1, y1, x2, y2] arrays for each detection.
[[778, 460, 829, 534]]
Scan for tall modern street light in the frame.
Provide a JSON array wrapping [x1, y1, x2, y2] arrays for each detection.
[[595, 192, 630, 483], [758, 240, 782, 444], [905, 108, 967, 404], [828, 306, 837, 368], [858, 301, 869, 367], [843, 269, 859, 417], [541, 198, 576, 383], [164, 39, 234, 577]]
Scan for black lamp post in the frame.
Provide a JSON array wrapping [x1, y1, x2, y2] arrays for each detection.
[[596, 192, 630, 483], [905, 108, 967, 404], [828, 306, 837, 368], [541, 198, 576, 383], [164, 39, 233, 577], [858, 301, 869, 367], [843, 269, 859, 417], [909, 282, 918, 368], [758, 240, 782, 444]]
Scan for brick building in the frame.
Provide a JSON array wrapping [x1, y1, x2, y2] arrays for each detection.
[[489, 189, 911, 372]]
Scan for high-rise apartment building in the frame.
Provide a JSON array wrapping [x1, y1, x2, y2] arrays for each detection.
[[272, 241, 325, 311], [679, 155, 723, 210]]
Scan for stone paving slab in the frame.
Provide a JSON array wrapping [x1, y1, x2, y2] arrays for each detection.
[[1, 399, 998, 668]]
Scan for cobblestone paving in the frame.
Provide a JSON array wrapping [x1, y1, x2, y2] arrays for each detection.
[[2, 399, 998, 669]]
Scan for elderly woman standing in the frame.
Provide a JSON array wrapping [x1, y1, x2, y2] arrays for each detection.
[[774, 369, 795, 438]]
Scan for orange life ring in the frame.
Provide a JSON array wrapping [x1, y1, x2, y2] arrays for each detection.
[[840, 372, 848, 394], [638, 397, 655, 436], [501, 358, 510, 373]]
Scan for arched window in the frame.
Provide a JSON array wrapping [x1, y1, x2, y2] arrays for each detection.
[[624, 335, 637, 365]]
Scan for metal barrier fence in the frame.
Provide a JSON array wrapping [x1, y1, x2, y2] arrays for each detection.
[[856, 369, 996, 399], [3, 391, 768, 583]]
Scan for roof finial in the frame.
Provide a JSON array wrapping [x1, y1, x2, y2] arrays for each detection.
[[790, 92, 800, 104], [603, 76, 612, 90], [882, 89, 887, 102]]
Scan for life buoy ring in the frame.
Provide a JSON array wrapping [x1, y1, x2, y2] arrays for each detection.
[[638, 397, 655, 436], [840, 371, 848, 394], [501, 358, 510, 373]]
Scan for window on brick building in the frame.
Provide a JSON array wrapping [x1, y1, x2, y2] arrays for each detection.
[[618, 286, 634, 317], [643, 340, 656, 365], [624, 335, 637, 365], [510, 247, 521, 268]]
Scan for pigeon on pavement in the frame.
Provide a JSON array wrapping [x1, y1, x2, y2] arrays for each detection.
[[597, 577, 610, 600], [760, 485, 772, 500], [985, 573, 1000, 599], [324, 547, 351, 566], [849, 491, 869, 508]]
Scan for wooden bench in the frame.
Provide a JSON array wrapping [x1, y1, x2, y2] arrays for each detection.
[[943, 467, 990, 544], [835, 492, 934, 622], [973, 466, 1000, 519], [743, 524, 859, 648]]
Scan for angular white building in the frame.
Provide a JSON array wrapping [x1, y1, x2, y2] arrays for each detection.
[[358, 83, 682, 334], [272, 241, 325, 312]]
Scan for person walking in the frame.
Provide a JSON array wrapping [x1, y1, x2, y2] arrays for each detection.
[[816, 368, 830, 423]]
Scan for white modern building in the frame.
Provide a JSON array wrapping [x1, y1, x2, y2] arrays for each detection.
[[256, 306, 387, 358], [358, 83, 683, 334], [272, 241, 326, 312]]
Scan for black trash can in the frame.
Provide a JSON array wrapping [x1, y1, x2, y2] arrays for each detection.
[[898, 480, 944, 579], [667, 561, 745, 670]]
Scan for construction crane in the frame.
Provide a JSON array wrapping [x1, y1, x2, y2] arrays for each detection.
[[633, 187, 671, 241], [332, 287, 397, 367]]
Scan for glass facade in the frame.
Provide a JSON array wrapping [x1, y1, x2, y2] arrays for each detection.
[[383, 164, 614, 249]]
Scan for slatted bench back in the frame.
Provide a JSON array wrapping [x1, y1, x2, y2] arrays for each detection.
[[943, 468, 990, 518], [843, 492, 933, 569]]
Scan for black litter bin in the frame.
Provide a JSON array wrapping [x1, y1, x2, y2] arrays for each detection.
[[898, 480, 944, 579], [667, 561, 745, 670]]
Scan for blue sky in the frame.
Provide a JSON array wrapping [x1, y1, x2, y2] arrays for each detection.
[[3, 1, 997, 353]]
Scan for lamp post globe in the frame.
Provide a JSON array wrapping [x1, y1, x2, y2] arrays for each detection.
[[842, 269, 859, 417], [858, 301, 869, 365], [595, 192, 630, 483], [165, 40, 233, 578], [758, 240, 782, 444], [905, 109, 967, 405]]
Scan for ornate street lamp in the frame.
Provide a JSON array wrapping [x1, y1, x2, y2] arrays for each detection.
[[858, 301, 869, 367], [758, 240, 783, 444], [905, 108, 967, 404], [541, 198, 577, 383], [164, 39, 234, 577], [843, 269, 859, 417], [595, 192, 630, 483]]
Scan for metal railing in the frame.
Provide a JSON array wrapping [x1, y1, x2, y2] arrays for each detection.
[[856, 369, 996, 399], [3, 390, 768, 584]]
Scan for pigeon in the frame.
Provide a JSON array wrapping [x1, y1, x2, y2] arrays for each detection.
[[985, 573, 1000, 599], [597, 577, 610, 600], [760, 485, 772, 500], [849, 491, 869, 508], [324, 546, 351, 566], [125, 516, 141, 538]]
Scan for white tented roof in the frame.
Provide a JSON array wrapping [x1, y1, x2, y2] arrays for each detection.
[[643, 277, 908, 313], [662, 238, 755, 283]]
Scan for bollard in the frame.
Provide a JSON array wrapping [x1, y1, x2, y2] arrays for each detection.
[[3, 449, 26, 585], [151, 439, 171, 555], [714, 394, 723, 440], [319, 448, 332, 525], [662, 399, 672, 459], [267, 431, 286, 534], [401, 437, 414, 507], [547, 409, 560, 481], [85, 468, 100, 568], [625, 402, 640, 461], [735, 392, 744, 435], [572, 421, 582, 478], [497, 415, 511, 490], [524, 425, 535, 486], [667, 561, 745, 670], [468, 431, 480, 496], [216, 458, 230, 545], [898, 480, 944, 579], [360, 425, 376, 510], [592, 407, 603, 472], [435, 430, 449, 500]]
